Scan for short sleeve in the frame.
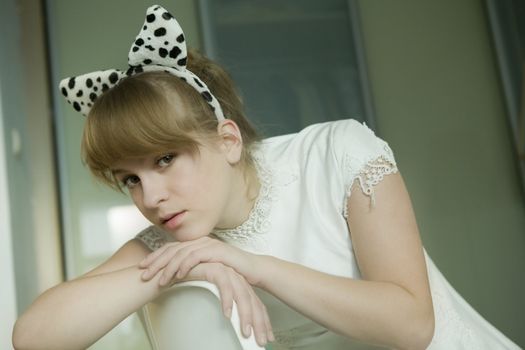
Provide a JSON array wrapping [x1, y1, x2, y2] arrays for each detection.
[[330, 119, 398, 217], [135, 225, 173, 251]]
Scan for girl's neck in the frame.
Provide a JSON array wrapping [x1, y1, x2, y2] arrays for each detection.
[[216, 163, 260, 230]]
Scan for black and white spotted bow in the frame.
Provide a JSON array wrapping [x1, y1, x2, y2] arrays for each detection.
[[59, 4, 225, 120]]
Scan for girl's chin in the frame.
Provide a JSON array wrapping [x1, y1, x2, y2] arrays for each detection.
[[160, 214, 217, 242], [166, 227, 213, 242]]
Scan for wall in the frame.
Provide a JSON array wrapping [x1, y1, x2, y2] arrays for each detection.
[[0, 82, 18, 350], [0, 0, 40, 317], [358, 0, 525, 346], [1, 0, 64, 345], [0, 0, 63, 314], [19, 0, 63, 300]]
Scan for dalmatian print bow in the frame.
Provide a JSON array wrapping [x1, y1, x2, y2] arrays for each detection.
[[59, 5, 225, 120]]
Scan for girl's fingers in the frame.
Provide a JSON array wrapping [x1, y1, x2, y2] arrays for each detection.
[[139, 236, 207, 268], [142, 241, 207, 281], [169, 239, 218, 280], [229, 272, 270, 343], [141, 251, 176, 280], [231, 277, 253, 338], [197, 263, 272, 344], [158, 258, 184, 286], [262, 301, 275, 342], [170, 241, 213, 279], [214, 271, 234, 318], [177, 249, 211, 279], [142, 246, 184, 280], [140, 244, 180, 280], [139, 243, 172, 267], [250, 292, 268, 346]]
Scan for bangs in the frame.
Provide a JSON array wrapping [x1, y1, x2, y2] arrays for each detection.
[[82, 72, 215, 188]]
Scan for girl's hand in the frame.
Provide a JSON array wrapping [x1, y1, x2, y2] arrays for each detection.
[[139, 236, 261, 285], [168, 262, 274, 346]]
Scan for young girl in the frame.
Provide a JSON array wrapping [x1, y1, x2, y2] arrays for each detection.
[[13, 5, 521, 350]]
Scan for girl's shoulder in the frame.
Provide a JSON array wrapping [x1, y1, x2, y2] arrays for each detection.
[[135, 225, 174, 251], [261, 118, 366, 143], [257, 118, 392, 166], [254, 119, 398, 214]]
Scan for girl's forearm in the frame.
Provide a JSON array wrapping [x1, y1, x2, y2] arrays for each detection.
[[13, 265, 162, 350], [256, 256, 434, 350]]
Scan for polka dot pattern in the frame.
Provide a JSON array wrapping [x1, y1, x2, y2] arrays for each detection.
[[58, 5, 224, 120]]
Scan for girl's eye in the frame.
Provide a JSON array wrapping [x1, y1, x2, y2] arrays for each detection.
[[121, 175, 140, 189], [157, 154, 175, 167]]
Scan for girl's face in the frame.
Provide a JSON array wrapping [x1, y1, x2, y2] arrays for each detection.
[[112, 143, 236, 242]]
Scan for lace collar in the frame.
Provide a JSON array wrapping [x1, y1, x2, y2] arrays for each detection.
[[211, 150, 274, 247]]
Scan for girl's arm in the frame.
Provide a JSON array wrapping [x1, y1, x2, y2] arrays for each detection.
[[256, 172, 435, 349], [142, 172, 435, 350], [12, 240, 159, 350], [13, 238, 273, 349]]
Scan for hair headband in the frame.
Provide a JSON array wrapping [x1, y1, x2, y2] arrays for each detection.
[[59, 5, 225, 121]]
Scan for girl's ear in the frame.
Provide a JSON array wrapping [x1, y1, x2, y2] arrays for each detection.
[[217, 119, 243, 164]]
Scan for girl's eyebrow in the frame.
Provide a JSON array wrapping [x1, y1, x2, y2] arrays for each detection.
[[111, 169, 128, 176]]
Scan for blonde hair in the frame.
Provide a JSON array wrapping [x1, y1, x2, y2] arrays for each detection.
[[82, 49, 260, 189]]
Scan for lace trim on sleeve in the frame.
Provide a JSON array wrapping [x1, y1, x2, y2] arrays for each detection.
[[135, 226, 168, 251], [343, 154, 398, 218]]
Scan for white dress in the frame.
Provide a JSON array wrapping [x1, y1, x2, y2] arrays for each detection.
[[136, 119, 521, 349]]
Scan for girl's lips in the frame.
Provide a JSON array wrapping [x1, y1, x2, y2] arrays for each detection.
[[163, 211, 187, 230]]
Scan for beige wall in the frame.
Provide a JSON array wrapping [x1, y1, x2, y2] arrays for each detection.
[[19, 0, 63, 298], [0, 79, 18, 350], [1, 0, 62, 317], [359, 0, 525, 346]]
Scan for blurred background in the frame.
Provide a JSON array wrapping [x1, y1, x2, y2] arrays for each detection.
[[1, 0, 524, 349]]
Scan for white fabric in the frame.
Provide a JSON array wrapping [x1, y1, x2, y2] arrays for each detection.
[[136, 119, 521, 349]]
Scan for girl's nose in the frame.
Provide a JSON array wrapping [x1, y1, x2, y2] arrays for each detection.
[[141, 177, 169, 208]]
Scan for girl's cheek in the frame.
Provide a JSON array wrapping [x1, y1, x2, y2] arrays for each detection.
[[130, 192, 143, 208]]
